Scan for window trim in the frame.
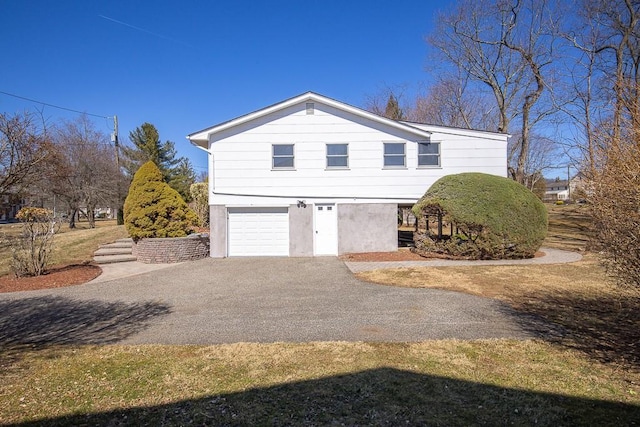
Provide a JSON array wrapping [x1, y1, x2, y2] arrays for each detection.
[[383, 142, 406, 168], [272, 144, 295, 170], [326, 143, 349, 169], [417, 141, 441, 168]]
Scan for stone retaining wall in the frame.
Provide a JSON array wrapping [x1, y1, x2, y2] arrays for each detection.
[[132, 233, 210, 264]]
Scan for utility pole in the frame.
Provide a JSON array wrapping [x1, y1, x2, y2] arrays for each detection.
[[113, 115, 120, 169], [112, 115, 124, 225], [567, 163, 571, 201]]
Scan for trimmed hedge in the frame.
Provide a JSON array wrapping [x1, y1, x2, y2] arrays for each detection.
[[124, 161, 199, 242], [412, 173, 548, 259]]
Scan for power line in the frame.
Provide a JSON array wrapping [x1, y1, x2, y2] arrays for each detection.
[[0, 90, 110, 119]]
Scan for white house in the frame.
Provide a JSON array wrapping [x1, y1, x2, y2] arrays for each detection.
[[187, 92, 508, 257], [545, 178, 570, 201], [544, 174, 587, 202]]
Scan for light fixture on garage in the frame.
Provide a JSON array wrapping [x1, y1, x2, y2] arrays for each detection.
[[297, 200, 306, 208]]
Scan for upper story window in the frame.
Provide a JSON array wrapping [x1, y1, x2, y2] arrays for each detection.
[[326, 143, 348, 168], [383, 142, 406, 168], [418, 142, 441, 167], [272, 144, 294, 169]]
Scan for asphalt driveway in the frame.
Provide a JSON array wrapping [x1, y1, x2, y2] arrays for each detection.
[[0, 257, 537, 345]]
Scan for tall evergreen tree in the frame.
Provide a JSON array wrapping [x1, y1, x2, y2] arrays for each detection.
[[121, 122, 195, 200], [121, 122, 180, 180], [384, 94, 405, 120], [169, 158, 197, 202]]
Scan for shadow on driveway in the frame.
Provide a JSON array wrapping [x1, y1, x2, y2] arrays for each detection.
[[0, 257, 538, 345], [0, 296, 171, 365]]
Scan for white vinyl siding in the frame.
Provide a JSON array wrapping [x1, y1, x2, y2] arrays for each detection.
[[207, 102, 508, 204], [326, 143, 348, 168], [272, 144, 294, 169], [383, 142, 406, 168], [418, 142, 440, 167]]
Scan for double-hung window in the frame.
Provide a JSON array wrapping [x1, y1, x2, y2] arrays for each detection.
[[383, 142, 406, 168], [272, 144, 294, 169], [326, 143, 348, 168], [417, 142, 440, 167]]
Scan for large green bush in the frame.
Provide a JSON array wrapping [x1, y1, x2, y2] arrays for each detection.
[[124, 161, 199, 242], [412, 173, 547, 259]]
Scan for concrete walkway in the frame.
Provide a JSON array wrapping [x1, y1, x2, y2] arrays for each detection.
[[89, 261, 181, 283], [92, 247, 583, 283], [344, 247, 583, 273]]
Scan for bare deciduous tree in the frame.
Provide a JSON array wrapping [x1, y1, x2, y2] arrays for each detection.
[[364, 85, 409, 119], [47, 116, 123, 228], [427, 0, 561, 184], [565, 0, 640, 288], [508, 131, 559, 191], [408, 76, 497, 130], [565, 0, 640, 175], [0, 112, 51, 196], [589, 97, 640, 288]]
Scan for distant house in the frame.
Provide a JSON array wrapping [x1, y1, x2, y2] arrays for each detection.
[[544, 174, 587, 201], [0, 193, 24, 222], [545, 178, 570, 201], [187, 92, 509, 257]]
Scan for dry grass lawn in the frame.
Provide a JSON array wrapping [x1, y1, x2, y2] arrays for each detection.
[[1, 203, 639, 425], [0, 220, 127, 276], [543, 203, 592, 251], [1, 341, 638, 425], [358, 256, 640, 368], [358, 203, 640, 369]]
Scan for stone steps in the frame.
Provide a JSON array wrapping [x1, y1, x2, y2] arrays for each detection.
[[94, 247, 132, 256], [93, 238, 136, 264], [93, 254, 138, 264], [102, 241, 134, 249]]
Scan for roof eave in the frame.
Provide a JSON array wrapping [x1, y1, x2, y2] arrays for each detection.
[[187, 136, 209, 150], [187, 92, 432, 143]]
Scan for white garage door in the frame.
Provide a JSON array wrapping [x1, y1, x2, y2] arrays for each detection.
[[228, 207, 289, 256]]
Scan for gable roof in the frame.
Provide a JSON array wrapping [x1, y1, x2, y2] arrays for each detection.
[[187, 91, 433, 148], [404, 121, 510, 140]]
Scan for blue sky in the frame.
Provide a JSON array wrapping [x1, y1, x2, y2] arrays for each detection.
[[1, 0, 450, 175]]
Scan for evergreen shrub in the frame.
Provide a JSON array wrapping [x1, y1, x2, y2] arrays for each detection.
[[412, 172, 548, 259], [124, 161, 199, 242]]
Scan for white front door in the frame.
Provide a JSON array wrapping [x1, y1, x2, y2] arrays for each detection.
[[314, 204, 337, 255]]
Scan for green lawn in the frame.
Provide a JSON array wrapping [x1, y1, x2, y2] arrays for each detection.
[[1, 204, 638, 425]]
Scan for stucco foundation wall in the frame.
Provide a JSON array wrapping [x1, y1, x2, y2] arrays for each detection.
[[289, 203, 313, 256], [209, 205, 227, 257], [133, 234, 210, 264], [337, 203, 398, 254]]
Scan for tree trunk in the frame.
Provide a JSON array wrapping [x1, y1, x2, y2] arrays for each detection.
[[87, 205, 96, 228], [68, 208, 77, 229]]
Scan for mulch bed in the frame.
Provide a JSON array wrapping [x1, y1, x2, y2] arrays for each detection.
[[340, 250, 545, 262], [340, 251, 430, 262], [0, 264, 102, 293], [1, 249, 546, 293]]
